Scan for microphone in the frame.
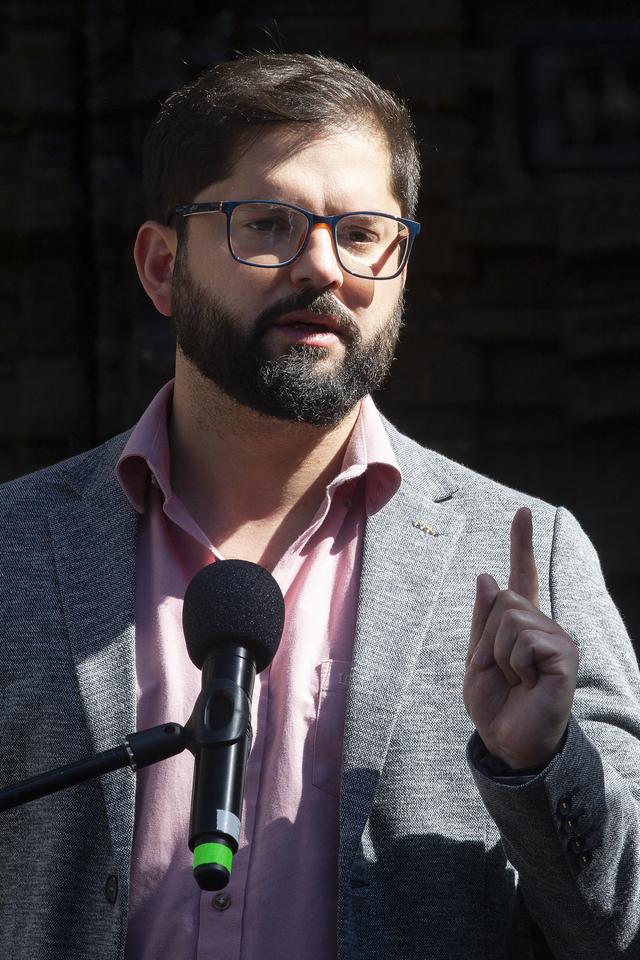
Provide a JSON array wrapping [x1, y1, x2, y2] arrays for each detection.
[[182, 559, 285, 891]]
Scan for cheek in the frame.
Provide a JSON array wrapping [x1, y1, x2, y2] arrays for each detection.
[[191, 251, 283, 304], [350, 279, 404, 321], [340, 275, 377, 311], [225, 268, 288, 311]]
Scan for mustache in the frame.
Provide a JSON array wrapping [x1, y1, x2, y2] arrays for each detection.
[[252, 289, 361, 344]]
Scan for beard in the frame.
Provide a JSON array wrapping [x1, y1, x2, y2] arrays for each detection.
[[170, 254, 404, 428]]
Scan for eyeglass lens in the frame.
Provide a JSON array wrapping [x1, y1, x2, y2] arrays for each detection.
[[228, 202, 409, 278]]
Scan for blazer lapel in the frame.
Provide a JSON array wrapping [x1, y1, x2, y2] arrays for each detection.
[[48, 439, 138, 859], [340, 440, 465, 879]]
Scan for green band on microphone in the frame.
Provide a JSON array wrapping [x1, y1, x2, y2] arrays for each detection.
[[193, 842, 233, 874]]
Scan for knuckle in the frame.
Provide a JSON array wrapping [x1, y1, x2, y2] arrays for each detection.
[[502, 606, 524, 631], [517, 628, 538, 648], [494, 639, 516, 673], [500, 589, 529, 612], [500, 589, 520, 605]]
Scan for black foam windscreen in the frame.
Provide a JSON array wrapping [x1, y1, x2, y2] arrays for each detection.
[[182, 559, 285, 673]]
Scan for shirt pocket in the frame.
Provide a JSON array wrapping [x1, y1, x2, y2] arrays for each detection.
[[312, 659, 350, 797]]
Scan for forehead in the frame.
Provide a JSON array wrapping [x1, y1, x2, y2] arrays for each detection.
[[198, 125, 399, 215]]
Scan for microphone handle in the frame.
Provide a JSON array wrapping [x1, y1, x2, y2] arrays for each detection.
[[187, 647, 256, 891], [190, 728, 252, 888]]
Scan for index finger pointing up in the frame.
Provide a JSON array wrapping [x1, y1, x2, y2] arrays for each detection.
[[508, 506, 540, 608]]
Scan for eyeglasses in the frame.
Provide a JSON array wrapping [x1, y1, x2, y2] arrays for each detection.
[[171, 199, 421, 280]]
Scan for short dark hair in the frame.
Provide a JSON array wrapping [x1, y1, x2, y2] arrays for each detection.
[[143, 52, 420, 224]]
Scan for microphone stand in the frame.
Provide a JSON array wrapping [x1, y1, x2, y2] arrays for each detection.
[[0, 722, 188, 812]]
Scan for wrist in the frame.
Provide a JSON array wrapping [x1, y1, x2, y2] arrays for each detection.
[[479, 727, 569, 775]]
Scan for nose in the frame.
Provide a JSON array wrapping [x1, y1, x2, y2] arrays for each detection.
[[288, 223, 344, 289]]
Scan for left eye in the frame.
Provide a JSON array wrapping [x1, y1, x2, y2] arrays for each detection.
[[339, 225, 379, 246], [347, 229, 376, 243]]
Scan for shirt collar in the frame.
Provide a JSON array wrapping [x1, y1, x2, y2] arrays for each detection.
[[329, 394, 401, 515], [116, 381, 402, 517], [117, 380, 175, 513]]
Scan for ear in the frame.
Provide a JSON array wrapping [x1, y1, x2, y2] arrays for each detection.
[[133, 221, 179, 317]]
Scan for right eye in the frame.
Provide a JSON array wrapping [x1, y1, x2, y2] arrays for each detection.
[[244, 216, 291, 234]]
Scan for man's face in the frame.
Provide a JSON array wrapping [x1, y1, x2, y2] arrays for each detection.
[[170, 126, 407, 427]]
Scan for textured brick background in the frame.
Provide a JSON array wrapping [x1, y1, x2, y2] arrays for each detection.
[[1, 1, 639, 643]]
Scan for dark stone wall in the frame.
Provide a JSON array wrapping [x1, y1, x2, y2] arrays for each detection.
[[1, 1, 639, 642]]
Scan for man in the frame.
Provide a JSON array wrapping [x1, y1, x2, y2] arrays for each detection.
[[1, 52, 639, 960]]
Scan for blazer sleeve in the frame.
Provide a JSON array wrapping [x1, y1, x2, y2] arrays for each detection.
[[467, 506, 640, 959]]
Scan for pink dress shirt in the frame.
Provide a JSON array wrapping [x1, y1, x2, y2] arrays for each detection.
[[117, 381, 400, 960]]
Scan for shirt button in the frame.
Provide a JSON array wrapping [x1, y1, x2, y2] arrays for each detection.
[[212, 893, 232, 911], [557, 796, 572, 816], [105, 874, 118, 904]]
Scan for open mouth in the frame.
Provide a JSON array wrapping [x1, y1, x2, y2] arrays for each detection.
[[273, 311, 341, 335]]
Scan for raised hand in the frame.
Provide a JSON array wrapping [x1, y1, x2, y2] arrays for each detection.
[[463, 507, 579, 771]]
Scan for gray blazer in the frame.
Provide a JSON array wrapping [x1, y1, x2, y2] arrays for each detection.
[[1, 423, 639, 960]]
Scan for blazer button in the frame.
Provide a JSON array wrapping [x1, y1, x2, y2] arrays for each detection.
[[557, 796, 572, 816], [105, 874, 118, 904]]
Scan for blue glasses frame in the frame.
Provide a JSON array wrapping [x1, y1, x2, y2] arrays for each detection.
[[172, 199, 421, 280]]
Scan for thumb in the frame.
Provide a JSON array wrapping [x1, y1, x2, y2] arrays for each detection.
[[466, 573, 500, 667]]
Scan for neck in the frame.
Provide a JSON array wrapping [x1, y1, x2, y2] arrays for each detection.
[[168, 359, 360, 566]]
